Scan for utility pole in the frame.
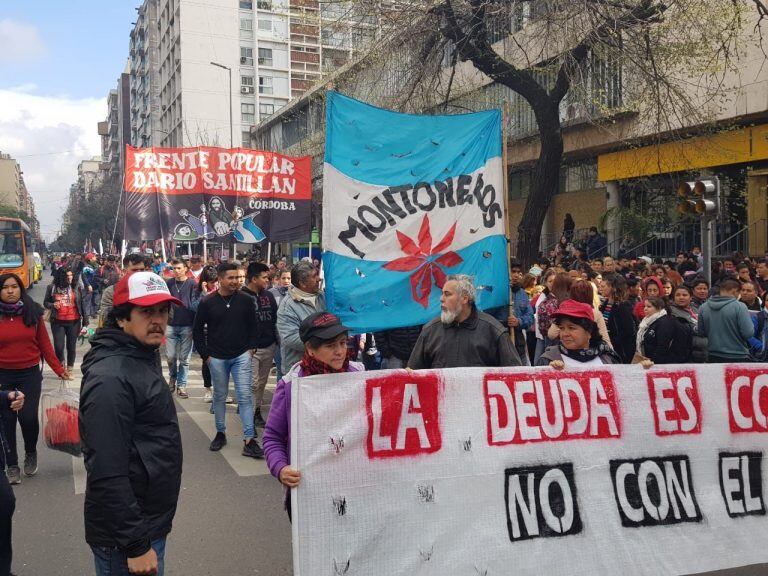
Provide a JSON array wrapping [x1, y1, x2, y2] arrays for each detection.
[[210, 61, 234, 259]]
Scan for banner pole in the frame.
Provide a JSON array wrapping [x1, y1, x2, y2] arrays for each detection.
[[501, 102, 515, 347], [267, 241, 272, 264]]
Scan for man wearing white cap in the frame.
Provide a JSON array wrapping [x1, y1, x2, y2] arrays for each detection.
[[80, 271, 183, 576]]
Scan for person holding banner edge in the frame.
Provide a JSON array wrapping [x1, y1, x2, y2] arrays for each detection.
[[537, 300, 622, 368], [263, 312, 364, 520]]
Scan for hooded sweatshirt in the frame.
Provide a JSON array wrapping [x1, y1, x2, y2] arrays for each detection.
[[697, 295, 754, 359]]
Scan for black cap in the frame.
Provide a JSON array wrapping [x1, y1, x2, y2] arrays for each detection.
[[300, 312, 350, 343]]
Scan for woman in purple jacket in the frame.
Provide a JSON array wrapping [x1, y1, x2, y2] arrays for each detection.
[[263, 311, 364, 520]]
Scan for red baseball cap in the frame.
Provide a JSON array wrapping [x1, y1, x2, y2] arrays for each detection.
[[113, 271, 182, 307], [552, 300, 594, 323]]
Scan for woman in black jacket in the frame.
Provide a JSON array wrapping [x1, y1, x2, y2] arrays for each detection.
[[44, 267, 89, 370], [637, 296, 690, 364], [599, 273, 636, 363], [1, 389, 25, 576]]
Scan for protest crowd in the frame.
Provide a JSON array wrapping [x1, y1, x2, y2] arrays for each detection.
[[2, 241, 768, 576]]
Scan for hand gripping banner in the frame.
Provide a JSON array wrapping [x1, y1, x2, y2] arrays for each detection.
[[322, 91, 509, 333], [291, 364, 768, 575], [123, 146, 312, 243]]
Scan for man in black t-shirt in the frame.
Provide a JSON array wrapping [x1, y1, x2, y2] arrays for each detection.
[[193, 262, 263, 458]]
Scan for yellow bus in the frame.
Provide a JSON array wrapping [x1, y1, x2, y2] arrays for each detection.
[[0, 217, 36, 289]]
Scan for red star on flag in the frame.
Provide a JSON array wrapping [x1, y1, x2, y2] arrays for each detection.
[[383, 215, 463, 308]]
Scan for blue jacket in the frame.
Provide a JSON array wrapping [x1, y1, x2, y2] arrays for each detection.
[[487, 287, 534, 330]]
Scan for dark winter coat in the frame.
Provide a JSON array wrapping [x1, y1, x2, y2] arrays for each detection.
[[601, 300, 636, 364], [373, 325, 423, 363], [407, 306, 522, 369], [79, 329, 182, 558], [641, 314, 691, 364]]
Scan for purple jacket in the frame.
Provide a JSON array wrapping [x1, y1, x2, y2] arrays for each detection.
[[263, 362, 364, 481]]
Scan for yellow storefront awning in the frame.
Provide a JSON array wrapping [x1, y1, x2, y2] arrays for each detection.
[[598, 124, 768, 181]]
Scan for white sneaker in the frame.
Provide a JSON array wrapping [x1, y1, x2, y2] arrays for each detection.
[[203, 389, 213, 403], [226, 396, 235, 404]]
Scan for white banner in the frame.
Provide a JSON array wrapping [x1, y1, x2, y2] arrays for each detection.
[[291, 364, 768, 575]]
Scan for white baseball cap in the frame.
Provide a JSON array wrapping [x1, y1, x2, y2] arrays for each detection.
[[113, 271, 182, 307]]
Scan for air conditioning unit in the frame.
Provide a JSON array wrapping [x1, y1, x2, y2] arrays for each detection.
[[241, 86, 253, 94], [240, 57, 248, 64], [258, 58, 267, 65]]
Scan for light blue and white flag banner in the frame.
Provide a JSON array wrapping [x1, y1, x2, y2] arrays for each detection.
[[322, 92, 509, 333]]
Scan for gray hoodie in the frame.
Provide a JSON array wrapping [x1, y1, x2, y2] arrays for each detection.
[[697, 295, 753, 359]]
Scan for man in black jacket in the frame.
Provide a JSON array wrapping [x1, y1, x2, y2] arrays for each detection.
[[80, 271, 183, 576], [407, 275, 521, 369], [242, 261, 278, 427]]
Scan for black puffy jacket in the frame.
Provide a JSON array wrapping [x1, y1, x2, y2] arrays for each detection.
[[80, 329, 182, 557], [373, 325, 423, 363]]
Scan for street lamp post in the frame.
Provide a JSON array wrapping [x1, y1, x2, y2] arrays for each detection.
[[210, 61, 234, 260], [210, 61, 233, 147]]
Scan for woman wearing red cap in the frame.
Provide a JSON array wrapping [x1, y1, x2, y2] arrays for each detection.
[[536, 300, 622, 368]]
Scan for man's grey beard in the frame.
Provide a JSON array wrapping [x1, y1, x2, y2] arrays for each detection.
[[440, 306, 459, 325]]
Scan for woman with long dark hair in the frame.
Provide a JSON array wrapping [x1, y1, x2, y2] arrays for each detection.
[[0, 273, 69, 485], [599, 272, 637, 363], [44, 267, 88, 370]]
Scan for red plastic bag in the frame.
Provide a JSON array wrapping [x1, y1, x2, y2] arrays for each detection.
[[41, 382, 82, 457]]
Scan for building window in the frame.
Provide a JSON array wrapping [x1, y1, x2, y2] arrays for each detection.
[[257, 0, 272, 9], [239, 0, 253, 9], [258, 18, 272, 32], [240, 47, 253, 65], [240, 18, 253, 31], [241, 103, 256, 124], [241, 75, 254, 87], [259, 103, 274, 118], [258, 47, 273, 66], [242, 131, 251, 147], [258, 76, 273, 94]]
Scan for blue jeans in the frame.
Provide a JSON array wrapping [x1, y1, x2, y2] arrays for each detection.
[[208, 352, 255, 440], [92, 537, 166, 576], [166, 326, 193, 388]]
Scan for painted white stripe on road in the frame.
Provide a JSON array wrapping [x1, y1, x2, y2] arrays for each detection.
[[178, 404, 271, 477]]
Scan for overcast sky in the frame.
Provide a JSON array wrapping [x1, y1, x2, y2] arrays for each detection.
[[0, 1, 140, 241]]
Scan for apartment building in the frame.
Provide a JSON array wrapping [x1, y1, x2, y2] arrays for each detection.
[[251, 7, 768, 257], [0, 152, 40, 237], [97, 72, 132, 179], [127, 0, 375, 149]]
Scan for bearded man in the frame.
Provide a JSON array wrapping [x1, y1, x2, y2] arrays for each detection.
[[407, 274, 521, 369]]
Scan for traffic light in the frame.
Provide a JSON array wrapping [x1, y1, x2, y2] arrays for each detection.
[[677, 180, 718, 217]]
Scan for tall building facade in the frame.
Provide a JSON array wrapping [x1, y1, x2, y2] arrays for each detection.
[[128, 0, 373, 149], [0, 152, 40, 237]]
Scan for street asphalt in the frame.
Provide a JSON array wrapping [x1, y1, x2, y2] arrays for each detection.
[[6, 271, 765, 575], [10, 271, 292, 576]]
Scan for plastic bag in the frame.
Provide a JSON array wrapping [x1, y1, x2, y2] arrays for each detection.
[[41, 380, 82, 457]]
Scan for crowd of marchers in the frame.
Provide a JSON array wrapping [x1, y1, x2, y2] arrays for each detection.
[[1, 245, 767, 576]]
